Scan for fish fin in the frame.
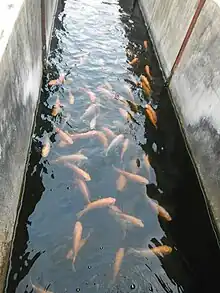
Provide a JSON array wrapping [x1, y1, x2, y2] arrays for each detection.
[[72, 257, 76, 272], [76, 208, 86, 219], [66, 249, 73, 260]]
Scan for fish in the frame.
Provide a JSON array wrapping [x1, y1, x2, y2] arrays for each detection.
[[148, 199, 172, 221], [48, 74, 65, 86], [95, 131, 108, 148], [140, 75, 151, 91], [113, 248, 125, 283], [31, 281, 53, 293], [81, 104, 97, 120], [143, 154, 150, 169], [144, 65, 152, 80], [126, 100, 139, 113], [116, 174, 127, 191], [124, 84, 134, 101], [105, 134, 124, 155], [129, 57, 139, 65], [55, 127, 73, 145], [101, 127, 116, 140], [65, 163, 91, 181], [80, 88, 96, 103], [41, 137, 50, 158], [69, 90, 75, 104], [75, 178, 91, 203], [90, 115, 97, 129], [66, 221, 90, 271], [141, 81, 151, 97], [76, 197, 116, 218], [51, 153, 88, 164], [97, 86, 115, 99], [70, 130, 97, 140], [127, 245, 172, 258], [120, 138, 129, 160], [113, 166, 148, 185], [145, 105, 157, 128], [51, 97, 62, 117], [143, 40, 148, 49], [119, 108, 132, 121], [117, 212, 144, 228]]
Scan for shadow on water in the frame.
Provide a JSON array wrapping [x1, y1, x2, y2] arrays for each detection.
[[5, 0, 220, 292]]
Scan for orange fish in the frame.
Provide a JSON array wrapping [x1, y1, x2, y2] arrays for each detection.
[[48, 79, 58, 86], [141, 81, 151, 97], [143, 40, 148, 49], [113, 166, 148, 185], [75, 178, 91, 203], [145, 105, 157, 128], [127, 245, 172, 258], [69, 90, 75, 104], [51, 97, 62, 117], [76, 197, 116, 218], [120, 138, 129, 160], [101, 127, 116, 140], [65, 163, 91, 181], [144, 65, 152, 80], [56, 127, 73, 145], [116, 174, 127, 191], [140, 75, 151, 91], [117, 212, 144, 228], [113, 248, 125, 283], [149, 199, 172, 221], [41, 137, 50, 158], [95, 131, 108, 149], [129, 57, 139, 66]]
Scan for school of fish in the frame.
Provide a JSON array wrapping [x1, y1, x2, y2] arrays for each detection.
[[34, 40, 173, 292]]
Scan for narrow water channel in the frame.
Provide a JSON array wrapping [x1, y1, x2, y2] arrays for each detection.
[[4, 0, 220, 292]]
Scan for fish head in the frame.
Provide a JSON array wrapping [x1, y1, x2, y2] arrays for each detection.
[[109, 197, 116, 205]]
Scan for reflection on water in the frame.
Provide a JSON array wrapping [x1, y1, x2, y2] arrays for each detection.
[[4, 0, 220, 293]]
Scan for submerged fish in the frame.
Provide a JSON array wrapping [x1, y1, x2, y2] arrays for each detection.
[[70, 130, 97, 140], [116, 174, 127, 191], [41, 136, 51, 158], [110, 206, 144, 228], [129, 57, 139, 66], [105, 134, 124, 155], [119, 108, 132, 121], [113, 248, 125, 283], [81, 104, 97, 120], [56, 127, 73, 145], [31, 282, 53, 293], [80, 88, 96, 103], [51, 153, 88, 164], [69, 90, 75, 104], [75, 178, 91, 203], [113, 166, 148, 185], [144, 65, 152, 80], [48, 74, 65, 86], [65, 163, 91, 181], [127, 245, 172, 258], [97, 86, 114, 99], [124, 84, 134, 101], [76, 197, 116, 218], [141, 81, 151, 97], [101, 127, 116, 140], [52, 97, 62, 117], [143, 40, 148, 49], [140, 75, 151, 91], [148, 199, 172, 221], [145, 105, 157, 128], [120, 138, 129, 160], [95, 131, 108, 148]]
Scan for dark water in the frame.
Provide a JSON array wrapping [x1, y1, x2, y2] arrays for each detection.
[[4, 0, 220, 292]]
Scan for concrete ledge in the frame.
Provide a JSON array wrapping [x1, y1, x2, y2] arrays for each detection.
[[0, 0, 58, 291], [139, 0, 220, 238]]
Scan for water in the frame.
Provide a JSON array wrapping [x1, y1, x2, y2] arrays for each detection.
[[4, 0, 220, 292]]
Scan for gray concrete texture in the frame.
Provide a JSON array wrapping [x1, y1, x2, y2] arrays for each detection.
[[139, 0, 220, 236], [0, 0, 58, 291], [45, 0, 58, 52]]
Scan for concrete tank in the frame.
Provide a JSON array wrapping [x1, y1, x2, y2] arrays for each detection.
[[139, 0, 220, 239], [0, 0, 58, 291]]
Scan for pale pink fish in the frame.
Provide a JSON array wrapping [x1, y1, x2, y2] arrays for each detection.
[[95, 131, 108, 148], [105, 134, 124, 155], [81, 104, 97, 120], [116, 174, 127, 191], [76, 197, 116, 218], [120, 138, 129, 160], [124, 84, 134, 101], [119, 108, 131, 121], [70, 130, 97, 140], [97, 86, 115, 99], [113, 248, 125, 283], [113, 166, 148, 185], [51, 153, 88, 164], [101, 127, 116, 140], [56, 127, 73, 145], [65, 162, 91, 181], [80, 88, 96, 103], [90, 115, 97, 129], [76, 178, 91, 203]]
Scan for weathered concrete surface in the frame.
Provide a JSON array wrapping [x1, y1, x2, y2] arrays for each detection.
[[139, 0, 220, 238], [139, 0, 198, 77], [0, 0, 58, 291], [44, 0, 59, 52]]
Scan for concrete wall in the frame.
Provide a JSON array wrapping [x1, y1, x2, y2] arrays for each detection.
[[0, 0, 58, 291], [44, 0, 58, 52], [139, 0, 220, 237]]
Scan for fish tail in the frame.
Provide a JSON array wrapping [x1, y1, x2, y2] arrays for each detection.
[[76, 208, 85, 219], [72, 258, 76, 272]]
